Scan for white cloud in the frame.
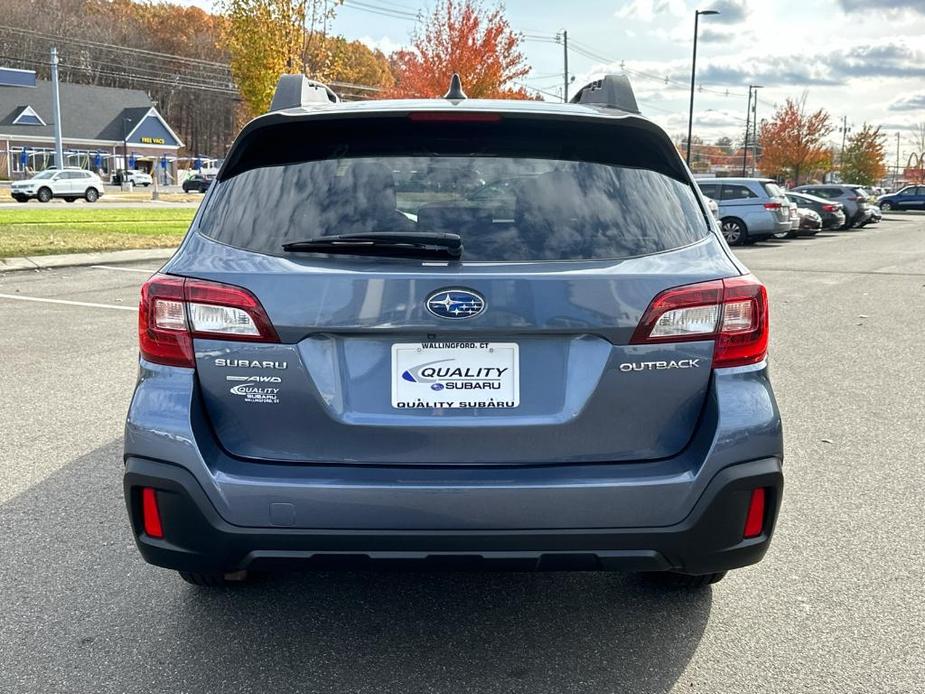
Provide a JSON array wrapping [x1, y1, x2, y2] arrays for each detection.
[[614, 0, 686, 22], [356, 35, 405, 55]]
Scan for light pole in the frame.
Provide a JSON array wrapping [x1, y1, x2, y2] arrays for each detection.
[[121, 117, 132, 184], [686, 8, 719, 165]]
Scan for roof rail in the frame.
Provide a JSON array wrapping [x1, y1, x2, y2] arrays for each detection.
[[569, 74, 639, 114], [269, 74, 339, 112]]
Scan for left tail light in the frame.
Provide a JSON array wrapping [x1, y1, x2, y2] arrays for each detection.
[[139, 273, 278, 368], [630, 275, 769, 368]]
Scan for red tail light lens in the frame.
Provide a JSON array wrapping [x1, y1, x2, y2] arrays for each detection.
[[822, 204, 836, 212], [141, 487, 164, 539], [763, 202, 781, 210], [139, 274, 278, 368], [743, 487, 766, 538], [631, 275, 769, 368]]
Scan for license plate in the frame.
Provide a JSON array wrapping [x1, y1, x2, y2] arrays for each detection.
[[391, 342, 519, 409]]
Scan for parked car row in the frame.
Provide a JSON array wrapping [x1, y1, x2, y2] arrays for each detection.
[[695, 178, 881, 246]]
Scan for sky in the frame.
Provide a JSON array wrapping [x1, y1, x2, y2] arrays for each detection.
[[189, 0, 925, 161]]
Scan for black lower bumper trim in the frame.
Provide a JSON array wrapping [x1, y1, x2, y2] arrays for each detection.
[[124, 457, 783, 575]]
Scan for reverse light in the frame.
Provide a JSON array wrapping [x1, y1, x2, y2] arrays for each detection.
[[139, 274, 278, 368], [141, 487, 164, 539], [743, 487, 766, 538], [631, 275, 769, 368]]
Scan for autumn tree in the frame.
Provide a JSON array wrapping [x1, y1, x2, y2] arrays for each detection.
[[385, 0, 531, 99], [221, 0, 339, 116], [758, 97, 833, 185], [840, 123, 886, 186]]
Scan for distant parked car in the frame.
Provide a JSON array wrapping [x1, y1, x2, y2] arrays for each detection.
[[696, 177, 792, 245], [877, 185, 925, 211], [785, 192, 845, 230], [796, 207, 822, 233], [792, 184, 871, 228], [182, 173, 213, 193], [125, 170, 153, 187], [10, 168, 103, 203]]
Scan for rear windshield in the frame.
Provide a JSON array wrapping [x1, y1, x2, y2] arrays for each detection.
[[762, 182, 785, 198], [200, 116, 708, 262]]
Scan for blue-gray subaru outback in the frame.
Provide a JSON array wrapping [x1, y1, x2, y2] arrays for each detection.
[[124, 74, 783, 588]]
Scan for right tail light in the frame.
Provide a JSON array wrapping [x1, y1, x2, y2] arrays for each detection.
[[630, 275, 769, 368]]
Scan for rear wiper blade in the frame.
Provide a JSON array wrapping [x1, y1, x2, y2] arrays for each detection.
[[282, 232, 462, 260]]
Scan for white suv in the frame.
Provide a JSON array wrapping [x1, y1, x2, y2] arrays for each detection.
[[125, 169, 153, 186], [10, 168, 104, 203]]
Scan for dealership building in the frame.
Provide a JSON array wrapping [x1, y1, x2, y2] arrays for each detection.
[[0, 74, 184, 182]]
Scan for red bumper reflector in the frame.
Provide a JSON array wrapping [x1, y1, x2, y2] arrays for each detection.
[[142, 487, 164, 539], [743, 487, 766, 538]]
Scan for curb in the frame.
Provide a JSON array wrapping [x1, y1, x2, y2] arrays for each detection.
[[0, 247, 176, 273]]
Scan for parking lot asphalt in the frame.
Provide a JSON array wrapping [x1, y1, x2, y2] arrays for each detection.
[[1, 218, 923, 693]]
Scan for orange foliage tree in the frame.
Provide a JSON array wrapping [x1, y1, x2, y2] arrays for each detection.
[[759, 97, 833, 184], [385, 0, 531, 99]]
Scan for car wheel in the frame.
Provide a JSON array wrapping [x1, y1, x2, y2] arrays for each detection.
[[880, 201, 892, 211], [640, 571, 727, 588], [143, 182, 150, 187], [784, 231, 798, 239], [37, 187, 52, 203], [64, 197, 76, 203], [720, 219, 747, 246], [13, 196, 29, 203], [85, 188, 99, 203]]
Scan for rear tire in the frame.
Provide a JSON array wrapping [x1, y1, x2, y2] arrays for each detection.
[[720, 218, 747, 246], [880, 201, 892, 211], [64, 197, 76, 203], [37, 187, 52, 203], [13, 196, 29, 203], [641, 571, 727, 588], [84, 187, 99, 203]]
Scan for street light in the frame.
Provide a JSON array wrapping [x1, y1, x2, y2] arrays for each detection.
[[686, 8, 719, 165]]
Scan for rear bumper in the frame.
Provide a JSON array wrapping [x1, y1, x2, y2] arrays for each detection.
[[125, 455, 783, 575]]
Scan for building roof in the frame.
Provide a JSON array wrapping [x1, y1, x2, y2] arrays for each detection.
[[0, 79, 182, 147]]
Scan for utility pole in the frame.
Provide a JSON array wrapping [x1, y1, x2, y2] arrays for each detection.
[[895, 131, 901, 188], [49, 47, 64, 169], [556, 30, 569, 103], [750, 86, 762, 176], [742, 87, 753, 176], [839, 115, 851, 171]]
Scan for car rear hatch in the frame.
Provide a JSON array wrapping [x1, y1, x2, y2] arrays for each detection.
[[761, 181, 791, 224], [156, 108, 757, 466]]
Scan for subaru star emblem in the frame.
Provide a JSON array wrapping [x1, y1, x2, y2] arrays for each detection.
[[426, 289, 486, 320]]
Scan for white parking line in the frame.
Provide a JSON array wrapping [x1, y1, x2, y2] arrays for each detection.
[[90, 265, 157, 274], [0, 293, 135, 312]]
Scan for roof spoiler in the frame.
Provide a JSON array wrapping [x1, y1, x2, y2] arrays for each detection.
[[269, 74, 339, 112], [569, 74, 639, 114]]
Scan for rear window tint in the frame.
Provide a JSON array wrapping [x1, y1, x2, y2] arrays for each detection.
[[762, 182, 785, 198], [200, 116, 708, 262], [721, 184, 758, 200]]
